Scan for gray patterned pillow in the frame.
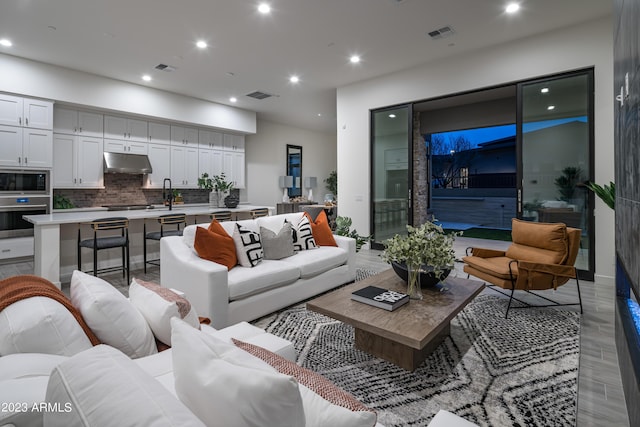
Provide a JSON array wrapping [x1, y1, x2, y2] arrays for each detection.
[[287, 216, 317, 251], [260, 222, 295, 260], [232, 224, 263, 267]]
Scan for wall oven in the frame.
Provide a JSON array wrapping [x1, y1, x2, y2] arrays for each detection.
[[0, 170, 50, 239]]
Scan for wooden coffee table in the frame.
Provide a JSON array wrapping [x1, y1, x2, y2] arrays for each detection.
[[306, 269, 484, 371]]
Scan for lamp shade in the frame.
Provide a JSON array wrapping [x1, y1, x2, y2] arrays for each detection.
[[279, 176, 294, 188], [304, 177, 317, 189]]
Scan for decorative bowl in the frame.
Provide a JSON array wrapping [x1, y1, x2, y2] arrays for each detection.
[[391, 261, 450, 288]]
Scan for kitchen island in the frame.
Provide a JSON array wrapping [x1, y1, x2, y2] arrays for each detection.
[[24, 204, 274, 288]]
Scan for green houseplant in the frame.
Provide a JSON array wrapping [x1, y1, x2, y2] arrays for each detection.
[[335, 216, 370, 252], [585, 181, 615, 210], [199, 173, 234, 207], [324, 170, 337, 198], [381, 221, 460, 299]]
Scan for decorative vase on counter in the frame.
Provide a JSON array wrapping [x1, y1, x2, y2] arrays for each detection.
[[209, 191, 218, 208], [224, 189, 240, 208]]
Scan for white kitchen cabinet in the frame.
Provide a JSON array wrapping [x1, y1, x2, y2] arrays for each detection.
[[145, 143, 171, 188], [104, 115, 148, 142], [104, 138, 148, 155], [148, 122, 171, 145], [199, 130, 224, 149], [171, 125, 198, 147], [198, 148, 223, 179], [53, 133, 103, 188], [223, 133, 245, 152], [171, 145, 199, 188], [0, 125, 52, 168], [0, 94, 53, 130], [54, 107, 103, 137]]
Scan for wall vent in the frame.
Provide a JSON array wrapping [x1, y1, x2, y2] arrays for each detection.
[[155, 64, 177, 72], [246, 91, 275, 100], [428, 26, 455, 40]]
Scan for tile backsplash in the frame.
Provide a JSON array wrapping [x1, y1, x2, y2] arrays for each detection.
[[53, 174, 209, 208]]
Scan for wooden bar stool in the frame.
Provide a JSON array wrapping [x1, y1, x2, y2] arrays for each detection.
[[144, 213, 187, 273], [78, 217, 130, 284], [250, 208, 270, 219], [210, 210, 233, 222]]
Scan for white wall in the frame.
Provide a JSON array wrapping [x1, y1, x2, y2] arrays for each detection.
[[337, 17, 615, 282], [245, 119, 336, 206], [0, 54, 256, 133]]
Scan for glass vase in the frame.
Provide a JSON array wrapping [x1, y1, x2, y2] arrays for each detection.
[[209, 191, 218, 208], [407, 264, 423, 300]]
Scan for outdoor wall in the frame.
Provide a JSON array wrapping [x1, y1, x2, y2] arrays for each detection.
[[336, 16, 615, 282], [245, 119, 336, 207], [0, 54, 256, 133]]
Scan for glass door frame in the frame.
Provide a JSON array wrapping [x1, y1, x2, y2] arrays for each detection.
[[516, 68, 595, 280], [370, 103, 414, 250]]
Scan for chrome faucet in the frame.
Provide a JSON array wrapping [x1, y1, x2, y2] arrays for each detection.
[[162, 178, 173, 211]]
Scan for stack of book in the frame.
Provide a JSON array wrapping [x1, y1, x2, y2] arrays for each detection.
[[351, 286, 409, 311]]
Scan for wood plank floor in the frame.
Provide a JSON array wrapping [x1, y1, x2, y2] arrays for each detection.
[[1, 236, 629, 426]]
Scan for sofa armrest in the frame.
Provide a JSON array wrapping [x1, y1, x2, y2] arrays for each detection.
[[333, 234, 357, 281], [160, 236, 231, 329]]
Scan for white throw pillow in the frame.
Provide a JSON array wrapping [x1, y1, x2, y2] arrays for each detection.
[[129, 278, 200, 346], [70, 270, 157, 359], [0, 297, 92, 357], [170, 318, 306, 427], [288, 215, 317, 251], [44, 345, 205, 427], [0, 353, 68, 381], [232, 223, 264, 267]]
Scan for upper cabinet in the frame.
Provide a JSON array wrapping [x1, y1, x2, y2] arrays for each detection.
[[54, 107, 104, 137], [171, 125, 198, 147], [223, 133, 245, 152], [148, 122, 171, 145], [0, 125, 53, 168], [199, 130, 224, 149], [0, 94, 53, 130], [104, 115, 148, 142]]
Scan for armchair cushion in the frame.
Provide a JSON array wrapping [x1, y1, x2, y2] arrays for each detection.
[[461, 256, 517, 280], [505, 219, 568, 264]]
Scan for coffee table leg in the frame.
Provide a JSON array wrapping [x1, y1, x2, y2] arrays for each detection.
[[354, 324, 451, 371]]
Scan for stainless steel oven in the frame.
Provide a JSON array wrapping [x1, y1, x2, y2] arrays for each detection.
[[0, 170, 50, 238]]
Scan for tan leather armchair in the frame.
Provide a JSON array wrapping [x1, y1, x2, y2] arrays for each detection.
[[462, 218, 583, 318]]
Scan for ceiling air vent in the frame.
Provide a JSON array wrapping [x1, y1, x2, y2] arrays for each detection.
[[154, 63, 177, 72], [246, 91, 275, 100], [428, 26, 455, 40]]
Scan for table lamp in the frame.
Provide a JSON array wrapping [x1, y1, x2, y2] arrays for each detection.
[[304, 177, 317, 201], [279, 175, 293, 202]]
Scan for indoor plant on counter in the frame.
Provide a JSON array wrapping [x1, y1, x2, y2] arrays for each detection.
[[381, 221, 460, 299], [198, 173, 235, 208]]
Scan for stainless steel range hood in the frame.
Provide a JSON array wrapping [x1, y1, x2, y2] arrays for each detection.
[[103, 152, 153, 174]]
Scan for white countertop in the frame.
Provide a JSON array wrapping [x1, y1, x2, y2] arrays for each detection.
[[24, 204, 275, 226]]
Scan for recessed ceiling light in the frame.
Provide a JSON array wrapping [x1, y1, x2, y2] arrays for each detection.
[[547, 105, 555, 110], [350, 55, 361, 64], [142, 75, 152, 82], [196, 40, 207, 49], [388, 114, 396, 118], [541, 87, 549, 93], [505, 3, 520, 14], [258, 3, 271, 14], [229, 97, 237, 103], [317, 113, 322, 117], [0, 39, 12, 47], [289, 75, 300, 84]]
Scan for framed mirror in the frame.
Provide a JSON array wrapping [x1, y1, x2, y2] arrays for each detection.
[[286, 144, 302, 198]]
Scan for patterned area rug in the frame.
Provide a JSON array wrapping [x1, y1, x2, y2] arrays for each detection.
[[253, 270, 580, 427]]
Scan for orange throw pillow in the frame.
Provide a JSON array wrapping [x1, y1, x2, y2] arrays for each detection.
[[303, 211, 337, 247], [193, 222, 237, 270]]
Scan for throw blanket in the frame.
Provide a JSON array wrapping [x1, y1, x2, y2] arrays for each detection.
[[0, 275, 100, 346]]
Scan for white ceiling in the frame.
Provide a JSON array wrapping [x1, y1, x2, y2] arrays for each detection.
[[0, 0, 610, 133]]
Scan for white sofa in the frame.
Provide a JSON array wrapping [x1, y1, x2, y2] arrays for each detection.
[[160, 212, 357, 328]]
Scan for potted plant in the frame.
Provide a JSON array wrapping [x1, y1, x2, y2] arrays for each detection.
[[381, 221, 460, 299], [585, 181, 615, 210], [335, 216, 370, 252], [198, 173, 234, 207]]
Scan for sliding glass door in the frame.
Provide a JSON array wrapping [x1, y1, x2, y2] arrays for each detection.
[[371, 105, 412, 248], [518, 70, 594, 278]]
